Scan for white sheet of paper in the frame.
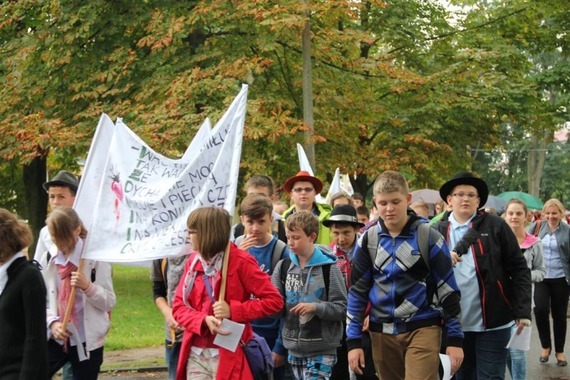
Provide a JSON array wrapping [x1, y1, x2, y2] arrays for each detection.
[[213, 318, 245, 353], [439, 353, 452, 380], [506, 326, 531, 351]]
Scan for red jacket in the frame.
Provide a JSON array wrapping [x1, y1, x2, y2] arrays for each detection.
[[173, 244, 283, 380]]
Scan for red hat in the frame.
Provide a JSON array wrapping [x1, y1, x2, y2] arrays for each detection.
[[283, 171, 323, 194]]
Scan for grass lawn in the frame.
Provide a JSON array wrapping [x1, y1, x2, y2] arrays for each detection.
[[105, 264, 164, 351]]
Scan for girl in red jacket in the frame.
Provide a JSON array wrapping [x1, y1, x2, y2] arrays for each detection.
[[173, 207, 283, 380]]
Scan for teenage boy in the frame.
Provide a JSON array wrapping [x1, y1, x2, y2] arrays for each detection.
[[435, 172, 531, 380], [34, 170, 79, 380], [272, 212, 347, 380], [236, 194, 291, 379], [282, 171, 333, 245], [233, 175, 287, 242], [322, 205, 364, 289], [34, 170, 79, 262], [323, 205, 376, 380], [347, 170, 464, 379]]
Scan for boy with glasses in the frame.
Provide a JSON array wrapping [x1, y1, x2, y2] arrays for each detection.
[[435, 172, 531, 380], [282, 171, 333, 245]]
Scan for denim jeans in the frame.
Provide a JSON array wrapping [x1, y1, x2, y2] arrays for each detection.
[[506, 348, 526, 380], [456, 327, 511, 380], [165, 340, 182, 380]]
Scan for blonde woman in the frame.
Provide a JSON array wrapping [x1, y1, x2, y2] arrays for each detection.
[[503, 199, 545, 379], [529, 198, 570, 366], [42, 207, 116, 379], [0, 209, 48, 379]]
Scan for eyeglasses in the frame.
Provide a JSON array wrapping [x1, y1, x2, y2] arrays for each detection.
[[452, 193, 479, 200], [292, 187, 314, 193]]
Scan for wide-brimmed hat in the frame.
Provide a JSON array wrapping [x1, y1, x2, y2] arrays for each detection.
[[439, 172, 488, 207], [283, 170, 323, 194], [322, 204, 365, 228], [42, 170, 79, 193]]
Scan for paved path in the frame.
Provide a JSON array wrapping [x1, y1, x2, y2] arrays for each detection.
[[94, 317, 570, 379], [525, 323, 569, 380]]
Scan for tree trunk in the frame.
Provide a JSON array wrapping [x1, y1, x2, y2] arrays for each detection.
[[349, 172, 375, 202], [302, 1, 315, 171], [527, 133, 548, 197], [22, 157, 48, 255]]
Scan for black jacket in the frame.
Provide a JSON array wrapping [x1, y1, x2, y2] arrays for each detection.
[[435, 211, 532, 329], [0, 257, 48, 379]]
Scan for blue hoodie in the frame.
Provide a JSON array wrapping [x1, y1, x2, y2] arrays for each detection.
[[271, 247, 347, 357]]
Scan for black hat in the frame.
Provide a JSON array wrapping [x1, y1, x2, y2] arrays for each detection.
[[439, 172, 488, 208], [322, 204, 365, 228], [42, 170, 79, 193]]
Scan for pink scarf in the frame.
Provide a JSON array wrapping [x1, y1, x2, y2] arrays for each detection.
[[182, 251, 223, 309], [57, 261, 78, 327]]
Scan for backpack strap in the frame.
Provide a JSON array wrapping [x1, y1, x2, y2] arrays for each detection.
[[417, 223, 431, 269], [271, 240, 287, 272], [322, 263, 331, 300], [277, 219, 287, 243], [279, 258, 292, 287], [366, 223, 432, 269], [366, 226, 379, 266], [233, 223, 245, 240]]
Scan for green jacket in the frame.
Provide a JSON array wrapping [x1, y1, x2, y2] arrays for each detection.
[[282, 202, 333, 245]]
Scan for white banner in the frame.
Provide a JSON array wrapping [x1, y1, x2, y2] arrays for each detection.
[[77, 85, 248, 263]]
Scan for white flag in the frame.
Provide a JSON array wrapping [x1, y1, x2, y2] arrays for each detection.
[[181, 117, 211, 161], [325, 168, 341, 204], [74, 113, 115, 227], [296, 143, 325, 203], [296, 143, 315, 175], [78, 85, 248, 263]]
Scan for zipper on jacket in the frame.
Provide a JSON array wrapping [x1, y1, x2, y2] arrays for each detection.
[[446, 221, 488, 327], [496, 280, 512, 309], [390, 237, 398, 332], [469, 221, 488, 328]]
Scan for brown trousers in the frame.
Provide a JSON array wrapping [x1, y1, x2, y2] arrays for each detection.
[[369, 325, 442, 380]]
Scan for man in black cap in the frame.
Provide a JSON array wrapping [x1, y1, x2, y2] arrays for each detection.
[[435, 172, 531, 380], [33, 170, 79, 262]]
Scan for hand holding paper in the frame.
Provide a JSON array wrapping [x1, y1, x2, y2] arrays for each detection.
[[507, 326, 531, 351], [213, 318, 245, 352], [205, 315, 230, 336]]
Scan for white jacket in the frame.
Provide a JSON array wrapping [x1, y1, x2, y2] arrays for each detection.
[[42, 249, 116, 352]]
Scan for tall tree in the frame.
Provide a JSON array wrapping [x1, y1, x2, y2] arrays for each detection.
[[0, 0, 567, 228]]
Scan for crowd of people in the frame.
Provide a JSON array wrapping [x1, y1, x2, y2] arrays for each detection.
[[0, 168, 569, 380]]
